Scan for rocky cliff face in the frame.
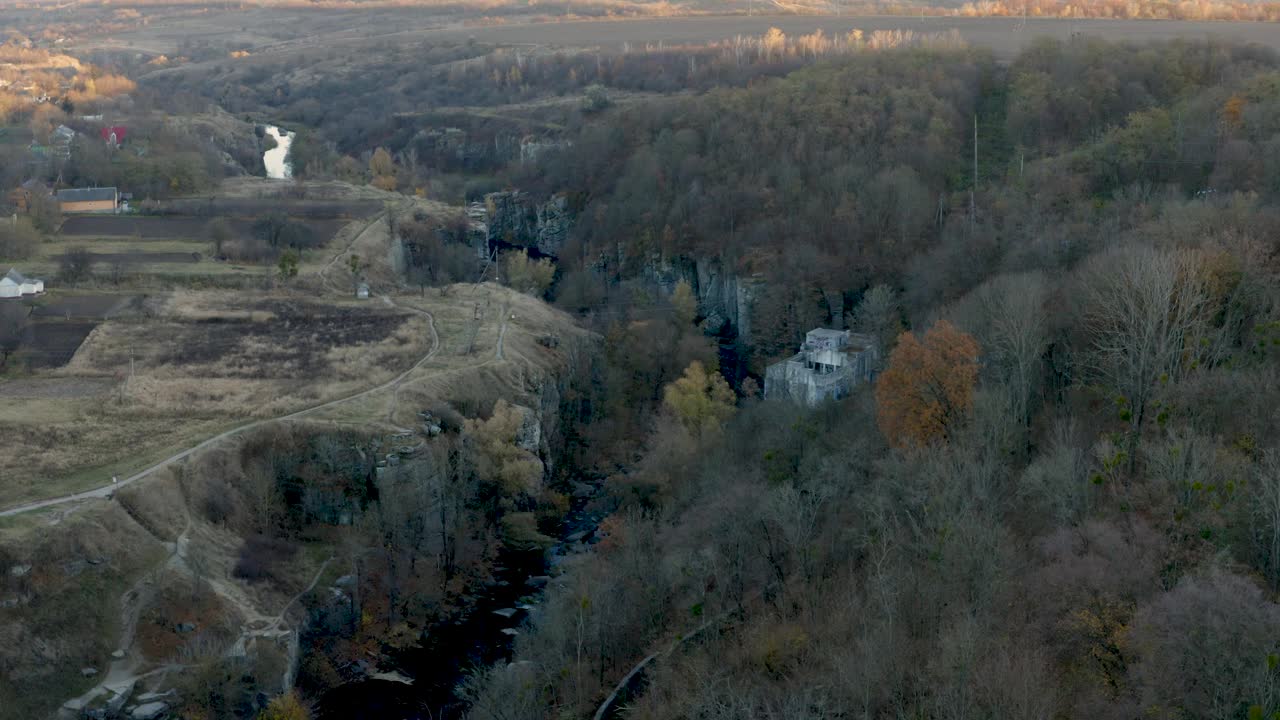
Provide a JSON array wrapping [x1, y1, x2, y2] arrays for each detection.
[[484, 191, 572, 258], [484, 189, 762, 349], [641, 254, 759, 345]]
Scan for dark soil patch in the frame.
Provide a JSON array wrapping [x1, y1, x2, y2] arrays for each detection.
[[59, 216, 350, 244], [56, 251, 201, 265], [19, 320, 97, 369], [158, 197, 382, 219], [153, 302, 411, 375], [0, 377, 114, 398], [30, 294, 135, 319]]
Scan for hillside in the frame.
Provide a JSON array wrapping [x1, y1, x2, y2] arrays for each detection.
[[0, 281, 594, 719]]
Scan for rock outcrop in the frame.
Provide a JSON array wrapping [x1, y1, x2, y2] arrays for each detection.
[[642, 254, 760, 345], [484, 191, 573, 258]]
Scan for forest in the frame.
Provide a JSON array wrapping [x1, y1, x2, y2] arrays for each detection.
[[149, 34, 1280, 719], [11, 14, 1280, 718], [438, 37, 1280, 720]]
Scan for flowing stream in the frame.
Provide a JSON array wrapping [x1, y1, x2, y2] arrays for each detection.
[[314, 496, 605, 720], [264, 125, 295, 179]]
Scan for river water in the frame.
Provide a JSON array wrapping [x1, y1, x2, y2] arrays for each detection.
[[314, 498, 606, 719], [264, 125, 295, 179]]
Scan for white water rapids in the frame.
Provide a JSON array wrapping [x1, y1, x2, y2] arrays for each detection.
[[264, 125, 295, 179]]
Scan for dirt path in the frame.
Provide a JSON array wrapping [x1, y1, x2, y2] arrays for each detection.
[[494, 303, 510, 361], [63, 512, 197, 713], [382, 295, 439, 432], [319, 210, 386, 295], [65, 508, 336, 712]]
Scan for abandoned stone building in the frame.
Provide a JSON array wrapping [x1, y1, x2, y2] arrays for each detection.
[[763, 328, 879, 406]]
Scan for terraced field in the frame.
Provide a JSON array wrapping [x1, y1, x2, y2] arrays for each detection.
[[59, 216, 351, 243]]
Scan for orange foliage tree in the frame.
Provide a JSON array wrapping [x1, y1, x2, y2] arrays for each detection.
[[874, 320, 980, 448]]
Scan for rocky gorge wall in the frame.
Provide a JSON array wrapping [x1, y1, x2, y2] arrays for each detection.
[[482, 190, 760, 345]]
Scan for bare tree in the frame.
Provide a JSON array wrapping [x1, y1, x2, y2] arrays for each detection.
[[1128, 569, 1280, 720], [1245, 451, 1280, 590], [953, 271, 1050, 427], [1081, 246, 1212, 452], [0, 302, 28, 370], [242, 456, 282, 536]]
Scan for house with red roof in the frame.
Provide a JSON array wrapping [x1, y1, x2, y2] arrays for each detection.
[[100, 126, 127, 148]]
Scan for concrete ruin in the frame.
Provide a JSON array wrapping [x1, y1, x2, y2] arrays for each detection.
[[763, 328, 879, 406]]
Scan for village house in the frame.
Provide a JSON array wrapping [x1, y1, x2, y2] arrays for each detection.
[[100, 125, 127, 148], [7, 179, 51, 213], [763, 328, 879, 406], [57, 187, 118, 214], [0, 268, 45, 299], [49, 124, 75, 160]]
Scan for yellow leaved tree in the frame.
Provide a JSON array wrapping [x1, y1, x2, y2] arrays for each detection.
[[663, 361, 735, 438], [257, 691, 310, 720]]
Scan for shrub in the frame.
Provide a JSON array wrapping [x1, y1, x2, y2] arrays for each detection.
[[0, 217, 39, 260], [59, 246, 94, 282], [233, 535, 298, 584]]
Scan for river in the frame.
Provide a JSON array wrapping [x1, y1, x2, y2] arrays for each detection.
[[264, 125, 295, 180], [313, 497, 606, 720]]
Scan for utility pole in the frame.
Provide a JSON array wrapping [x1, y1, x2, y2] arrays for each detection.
[[970, 113, 978, 231], [464, 303, 483, 356]]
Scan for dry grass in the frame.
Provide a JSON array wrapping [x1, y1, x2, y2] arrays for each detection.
[[0, 502, 167, 718], [314, 282, 593, 428], [1, 278, 590, 509], [0, 289, 433, 505]]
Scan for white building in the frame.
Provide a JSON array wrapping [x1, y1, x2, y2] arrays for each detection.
[[763, 328, 879, 406], [1, 268, 45, 298]]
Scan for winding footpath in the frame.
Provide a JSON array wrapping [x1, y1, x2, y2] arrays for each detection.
[[0, 212, 437, 519]]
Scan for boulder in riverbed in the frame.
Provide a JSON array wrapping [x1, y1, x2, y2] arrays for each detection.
[[131, 701, 168, 720]]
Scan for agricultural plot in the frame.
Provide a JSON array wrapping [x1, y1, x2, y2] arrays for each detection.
[[0, 290, 434, 506], [59, 216, 351, 243], [19, 320, 99, 369], [0, 377, 114, 399], [56, 251, 201, 264], [158, 197, 383, 218], [30, 294, 138, 319], [15, 213, 369, 283]]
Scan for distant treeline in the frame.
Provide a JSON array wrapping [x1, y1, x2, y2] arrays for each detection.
[[11, 0, 1280, 22]]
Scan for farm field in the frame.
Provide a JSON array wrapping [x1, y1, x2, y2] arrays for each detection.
[[6, 214, 371, 282], [59, 216, 352, 242], [156, 196, 384, 218], [0, 289, 436, 507], [19, 320, 99, 370], [18, 240, 247, 279], [0, 281, 579, 511], [29, 293, 140, 319]]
